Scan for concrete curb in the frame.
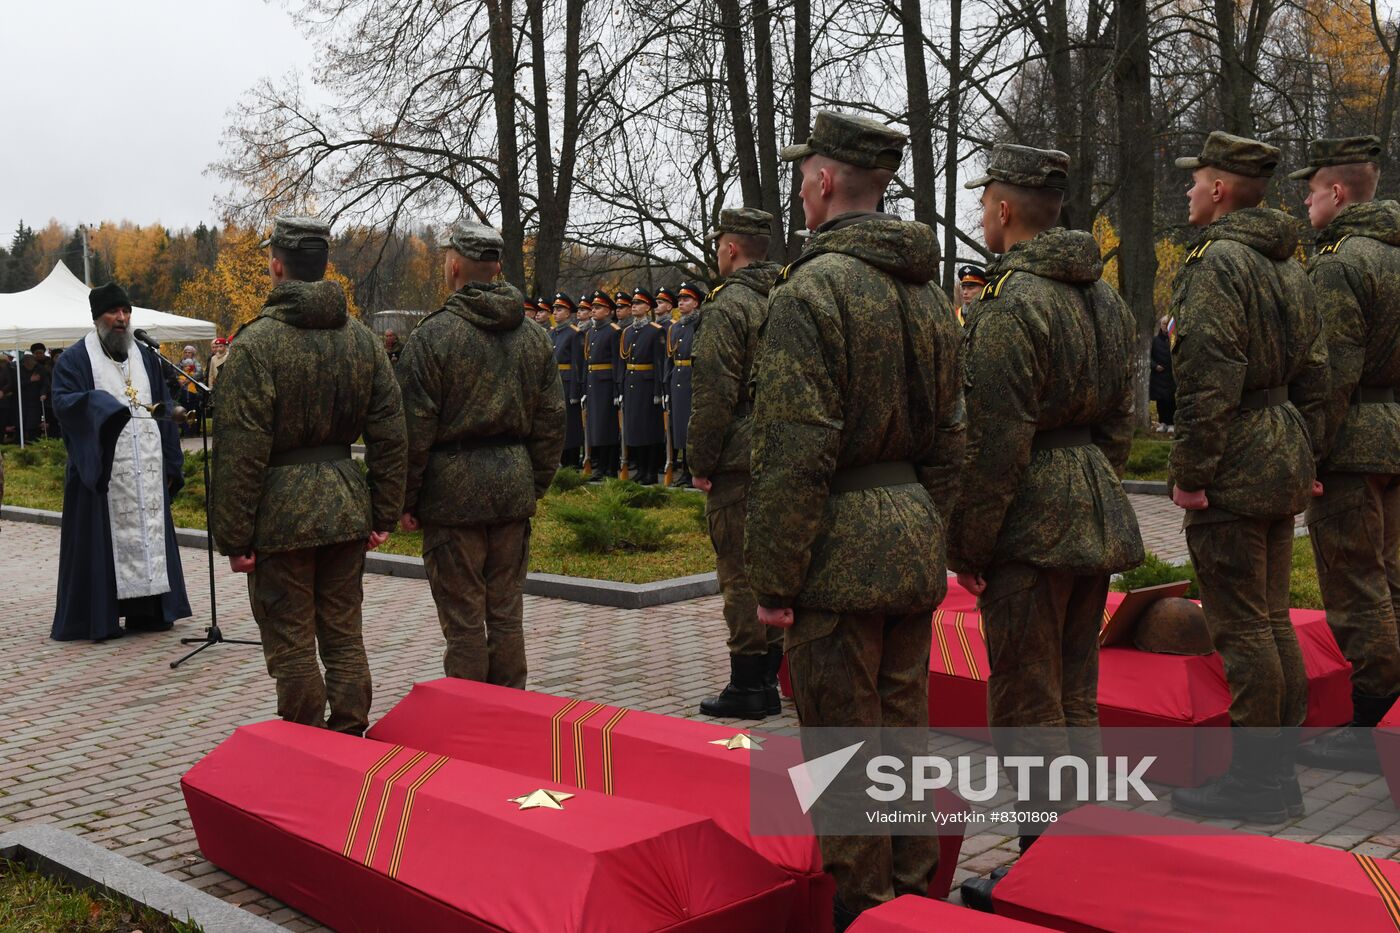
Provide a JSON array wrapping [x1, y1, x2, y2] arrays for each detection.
[[0, 505, 718, 609], [0, 824, 280, 932]]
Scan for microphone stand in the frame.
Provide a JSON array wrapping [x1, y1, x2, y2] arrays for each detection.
[[132, 339, 261, 669]]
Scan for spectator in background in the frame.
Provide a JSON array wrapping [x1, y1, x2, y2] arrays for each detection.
[[383, 329, 402, 365], [177, 346, 204, 437], [1150, 316, 1176, 433]]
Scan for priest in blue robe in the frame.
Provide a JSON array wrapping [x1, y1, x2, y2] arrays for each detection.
[[50, 282, 191, 641]]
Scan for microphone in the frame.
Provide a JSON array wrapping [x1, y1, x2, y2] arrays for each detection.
[[131, 328, 160, 350]]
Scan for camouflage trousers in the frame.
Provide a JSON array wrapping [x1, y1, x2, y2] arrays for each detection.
[[1186, 514, 1308, 728], [981, 564, 1108, 836], [705, 473, 782, 657], [422, 521, 530, 688], [247, 540, 372, 736], [787, 607, 936, 914], [1307, 472, 1400, 700]]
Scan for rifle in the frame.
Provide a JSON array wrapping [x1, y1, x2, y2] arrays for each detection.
[[580, 398, 591, 478], [617, 398, 629, 481], [662, 395, 674, 487]]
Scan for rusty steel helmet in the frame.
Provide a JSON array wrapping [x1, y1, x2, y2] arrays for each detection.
[[1133, 597, 1213, 656]]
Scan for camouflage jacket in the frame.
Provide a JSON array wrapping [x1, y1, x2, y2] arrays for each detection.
[[745, 214, 965, 617], [686, 260, 781, 486], [948, 228, 1143, 575], [1168, 207, 1329, 519], [398, 282, 564, 526], [211, 280, 406, 555], [1307, 200, 1400, 476]]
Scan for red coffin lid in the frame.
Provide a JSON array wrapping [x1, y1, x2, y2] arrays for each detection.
[[995, 805, 1400, 931], [182, 721, 794, 933], [849, 894, 1048, 931], [368, 679, 823, 877]]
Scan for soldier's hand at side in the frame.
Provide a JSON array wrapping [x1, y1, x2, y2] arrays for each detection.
[[400, 511, 421, 532], [229, 553, 256, 573], [1172, 485, 1209, 510], [366, 531, 390, 551], [692, 476, 712, 493], [758, 606, 794, 629], [1311, 479, 1324, 498], [956, 573, 987, 596]]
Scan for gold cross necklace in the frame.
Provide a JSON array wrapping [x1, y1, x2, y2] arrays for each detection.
[[98, 337, 138, 407]]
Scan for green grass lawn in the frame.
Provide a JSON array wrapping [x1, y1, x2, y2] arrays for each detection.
[[1125, 433, 1171, 482], [1, 441, 716, 584], [0, 859, 202, 932]]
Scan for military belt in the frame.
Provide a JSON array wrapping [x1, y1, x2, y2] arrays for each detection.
[[829, 461, 918, 494], [674, 359, 693, 367], [1353, 386, 1398, 405], [626, 364, 655, 372], [1031, 427, 1093, 451], [430, 436, 523, 454], [588, 363, 612, 371], [558, 363, 573, 371], [267, 444, 353, 467], [1239, 386, 1289, 410]]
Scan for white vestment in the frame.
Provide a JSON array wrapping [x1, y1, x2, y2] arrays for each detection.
[[85, 331, 170, 600]]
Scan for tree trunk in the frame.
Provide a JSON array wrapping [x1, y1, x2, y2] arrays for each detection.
[[787, 0, 812, 257], [1115, 0, 1158, 427], [899, 0, 938, 229], [528, 0, 583, 296], [942, 0, 962, 291], [486, 0, 525, 287], [717, 0, 764, 208], [752, 0, 787, 259]]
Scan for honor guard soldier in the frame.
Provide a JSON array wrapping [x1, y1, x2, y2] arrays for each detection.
[[745, 111, 965, 929], [1167, 132, 1329, 823], [949, 145, 1144, 909], [665, 282, 704, 486], [211, 215, 407, 736], [536, 297, 553, 326], [398, 221, 564, 688], [552, 294, 586, 470], [655, 286, 678, 335], [615, 291, 633, 325], [576, 292, 594, 330], [1292, 137, 1400, 772], [622, 288, 667, 484], [956, 264, 987, 326], [584, 290, 623, 479], [689, 207, 785, 719]]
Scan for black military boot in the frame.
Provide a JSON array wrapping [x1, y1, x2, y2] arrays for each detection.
[[1278, 727, 1304, 818], [763, 645, 783, 716], [1172, 729, 1287, 824], [960, 865, 1012, 913], [1297, 692, 1397, 774], [699, 654, 769, 719]]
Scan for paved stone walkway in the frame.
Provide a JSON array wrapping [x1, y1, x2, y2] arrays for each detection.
[[0, 506, 1383, 930]]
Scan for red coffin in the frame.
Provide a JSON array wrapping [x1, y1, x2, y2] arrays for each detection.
[[182, 721, 796, 933], [368, 679, 968, 933], [991, 805, 1400, 932], [849, 894, 1050, 931]]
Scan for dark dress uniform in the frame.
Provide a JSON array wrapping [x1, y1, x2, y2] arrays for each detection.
[[621, 318, 667, 483], [585, 319, 623, 476], [666, 309, 699, 485], [553, 321, 585, 468]]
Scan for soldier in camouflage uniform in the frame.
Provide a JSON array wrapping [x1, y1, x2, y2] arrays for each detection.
[[1291, 137, 1400, 772], [551, 294, 586, 470], [948, 145, 1144, 910], [212, 215, 406, 736], [397, 222, 564, 688], [689, 208, 785, 719], [1167, 132, 1330, 824], [746, 111, 965, 929]]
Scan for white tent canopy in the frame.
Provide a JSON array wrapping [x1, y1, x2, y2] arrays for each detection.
[[0, 263, 216, 349]]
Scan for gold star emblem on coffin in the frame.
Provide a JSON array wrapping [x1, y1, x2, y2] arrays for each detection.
[[709, 733, 764, 751], [509, 789, 575, 810]]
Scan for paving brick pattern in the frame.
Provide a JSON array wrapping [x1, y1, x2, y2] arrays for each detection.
[[0, 505, 1384, 930]]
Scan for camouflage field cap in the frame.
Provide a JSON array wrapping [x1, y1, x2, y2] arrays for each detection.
[[781, 110, 907, 171], [259, 215, 331, 250], [439, 221, 504, 260], [1175, 131, 1280, 178], [964, 143, 1070, 190], [707, 207, 774, 240], [1288, 135, 1383, 180]]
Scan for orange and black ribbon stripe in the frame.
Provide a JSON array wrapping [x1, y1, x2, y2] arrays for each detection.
[[342, 745, 404, 857], [387, 755, 450, 880], [571, 703, 607, 789], [931, 610, 954, 676], [362, 751, 429, 866], [600, 707, 629, 795], [1356, 853, 1400, 930], [550, 699, 583, 783], [953, 612, 981, 681]]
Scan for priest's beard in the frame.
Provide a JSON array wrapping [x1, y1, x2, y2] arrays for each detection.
[[96, 321, 132, 361]]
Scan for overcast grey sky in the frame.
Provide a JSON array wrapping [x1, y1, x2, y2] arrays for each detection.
[[0, 0, 315, 239]]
